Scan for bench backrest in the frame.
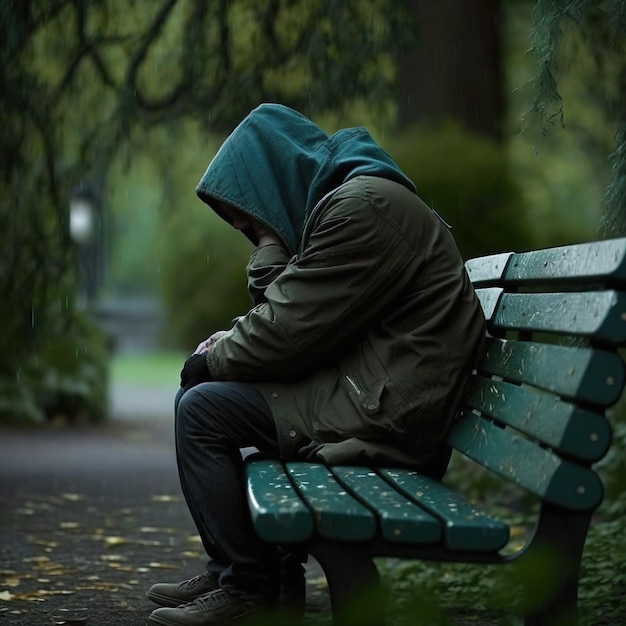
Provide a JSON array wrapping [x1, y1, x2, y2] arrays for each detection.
[[452, 238, 626, 512]]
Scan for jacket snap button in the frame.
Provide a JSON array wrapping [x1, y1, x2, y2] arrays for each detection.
[[271, 392, 278, 398], [289, 429, 297, 438]]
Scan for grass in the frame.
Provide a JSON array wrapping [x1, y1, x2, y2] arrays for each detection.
[[110, 350, 186, 386]]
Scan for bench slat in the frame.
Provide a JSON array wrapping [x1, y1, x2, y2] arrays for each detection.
[[245, 459, 313, 542], [464, 376, 612, 461], [475, 287, 504, 320], [330, 467, 442, 544], [479, 338, 625, 406], [448, 413, 604, 511], [488, 290, 626, 342], [504, 238, 626, 285], [467, 238, 626, 287], [465, 252, 513, 286], [286, 463, 377, 541], [379, 469, 510, 552]]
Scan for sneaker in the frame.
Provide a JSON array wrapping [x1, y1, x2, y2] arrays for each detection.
[[147, 567, 305, 611], [148, 589, 267, 625], [146, 572, 219, 608]]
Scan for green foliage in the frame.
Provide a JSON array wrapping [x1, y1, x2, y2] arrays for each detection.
[[384, 122, 534, 258], [105, 143, 166, 296], [525, 0, 626, 236], [502, 1, 614, 248], [2, 0, 413, 420], [0, 306, 110, 424], [157, 201, 253, 350]]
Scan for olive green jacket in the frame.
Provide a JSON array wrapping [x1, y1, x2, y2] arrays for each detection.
[[205, 175, 485, 472]]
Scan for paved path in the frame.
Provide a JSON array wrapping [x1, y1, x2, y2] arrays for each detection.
[[0, 383, 330, 626]]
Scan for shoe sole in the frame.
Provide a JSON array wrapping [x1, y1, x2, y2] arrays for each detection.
[[147, 607, 273, 626], [147, 591, 305, 611], [148, 614, 178, 626]]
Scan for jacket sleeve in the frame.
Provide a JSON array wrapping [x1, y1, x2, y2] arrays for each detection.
[[246, 244, 291, 305], [206, 193, 421, 381]]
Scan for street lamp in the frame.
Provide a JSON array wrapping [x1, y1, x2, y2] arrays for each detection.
[[69, 194, 95, 246], [69, 182, 103, 305]]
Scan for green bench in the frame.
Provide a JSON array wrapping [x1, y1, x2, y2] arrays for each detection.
[[245, 237, 626, 625]]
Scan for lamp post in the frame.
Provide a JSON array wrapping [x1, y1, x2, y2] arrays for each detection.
[[69, 194, 95, 246], [69, 182, 104, 306]]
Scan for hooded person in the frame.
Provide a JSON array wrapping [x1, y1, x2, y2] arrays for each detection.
[[146, 103, 485, 626]]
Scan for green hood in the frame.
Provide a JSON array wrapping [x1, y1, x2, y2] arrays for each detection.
[[196, 103, 416, 253]]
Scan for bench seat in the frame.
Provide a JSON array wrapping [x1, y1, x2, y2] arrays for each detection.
[[246, 459, 510, 552]]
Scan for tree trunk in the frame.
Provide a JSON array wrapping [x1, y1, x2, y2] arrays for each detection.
[[396, 0, 504, 139]]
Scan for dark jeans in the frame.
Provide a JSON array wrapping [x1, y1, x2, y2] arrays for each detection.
[[174, 381, 282, 603]]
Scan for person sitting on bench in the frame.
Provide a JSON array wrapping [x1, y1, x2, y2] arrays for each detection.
[[146, 103, 485, 626]]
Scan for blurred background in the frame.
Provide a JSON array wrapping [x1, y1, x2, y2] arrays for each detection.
[[1, 0, 625, 434], [2, 3, 626, 623]]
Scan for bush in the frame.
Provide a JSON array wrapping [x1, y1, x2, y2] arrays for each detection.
[[157, 202, 254, 351], [0, 305, 110, 424], [383, 121, 535, 259]]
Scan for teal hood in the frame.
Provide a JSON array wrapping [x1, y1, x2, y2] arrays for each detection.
[[196, 103, 416, 253]]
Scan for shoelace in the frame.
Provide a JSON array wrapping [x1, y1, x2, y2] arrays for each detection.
[[180, 573, 212, 592], [193, 590, 231, 612]]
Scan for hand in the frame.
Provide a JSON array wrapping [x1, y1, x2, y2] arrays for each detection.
[[193, 330, 230, 355], [180, 354, 211, 391]]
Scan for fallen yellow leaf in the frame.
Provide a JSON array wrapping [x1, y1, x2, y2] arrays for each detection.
[[100, 554, 127, 562], [147, 562, 179, 570], [151, 495, 180, 502], [23, 556, 50, 564], [0, 590, 14, 601], [102, 536, 128, 547]]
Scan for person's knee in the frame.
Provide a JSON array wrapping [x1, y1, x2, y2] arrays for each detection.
[[176, 383, 222, 435]]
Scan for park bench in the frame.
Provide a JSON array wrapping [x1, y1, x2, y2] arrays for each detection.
[[245, 237, 626, 626]]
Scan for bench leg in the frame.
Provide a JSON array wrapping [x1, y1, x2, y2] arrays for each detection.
[[522, 506, 591, 626], [311, 543, 385, 626]]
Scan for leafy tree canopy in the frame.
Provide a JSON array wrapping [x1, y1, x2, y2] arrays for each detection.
[[525, 0, 626, 234], [0, 0, 414, 421]]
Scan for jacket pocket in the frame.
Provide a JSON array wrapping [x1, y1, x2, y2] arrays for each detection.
[[341, 373, 385, 417]]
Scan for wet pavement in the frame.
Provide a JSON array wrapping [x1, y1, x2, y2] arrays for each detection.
[[0, 382, 330, 626]]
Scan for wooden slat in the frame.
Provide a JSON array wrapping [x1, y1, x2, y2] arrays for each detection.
[[245, 459, 313, 542], [467, 238, 626, 287], [464, 376, 612, 461], [330, 467, 442, 544], [475, 287, 504, 320], [504, 238, 626, 285], [448, 413, 604, 511], [379, 469, 510, 552], [479, 338, 625, 406], [489, 290, 626, 342], [465, 252, 513, 286], [286, 463, 376, 541]]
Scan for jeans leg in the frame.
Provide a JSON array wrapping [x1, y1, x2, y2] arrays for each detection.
[[175, 381, 281, 603]]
